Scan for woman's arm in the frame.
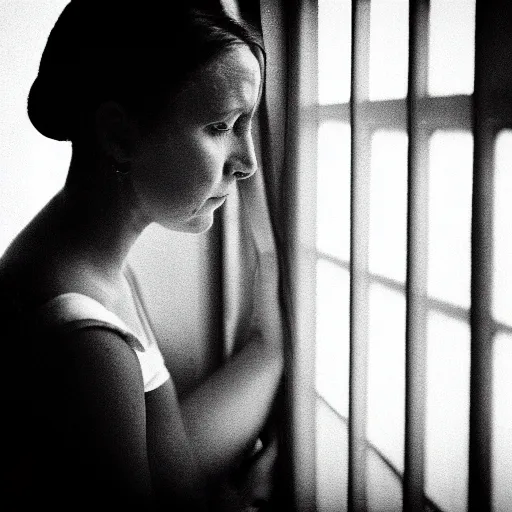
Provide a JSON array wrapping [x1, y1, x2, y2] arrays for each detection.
[[179, 253, 284, 481], [37, 253, 282, 508]]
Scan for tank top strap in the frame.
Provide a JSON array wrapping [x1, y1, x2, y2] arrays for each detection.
[[36, 292, 171, 392], [36, 292, 146, 352]]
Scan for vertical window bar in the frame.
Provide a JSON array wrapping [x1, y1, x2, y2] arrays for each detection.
[[404, 1, 430, 511], [468, 1, 494, 510], [349, 1, 371, 511]]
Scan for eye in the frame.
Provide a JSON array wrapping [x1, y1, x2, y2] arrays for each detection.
[[210, 122, 231, 134]]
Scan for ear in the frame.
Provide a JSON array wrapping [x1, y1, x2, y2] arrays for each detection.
[[95, 101, 139, 163]]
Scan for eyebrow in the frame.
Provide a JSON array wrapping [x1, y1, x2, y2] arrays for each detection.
[[212, 95, 262, 117], [211, 106, 246, 117]]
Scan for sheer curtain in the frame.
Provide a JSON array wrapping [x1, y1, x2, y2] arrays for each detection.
[[259, 1, 319, 510], [219, 0, 319, 509]]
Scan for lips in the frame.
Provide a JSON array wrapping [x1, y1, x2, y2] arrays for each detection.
[[207, 195, 228, 206]]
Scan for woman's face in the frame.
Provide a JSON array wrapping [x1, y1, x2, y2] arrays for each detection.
[[130, 44, 261, 233]]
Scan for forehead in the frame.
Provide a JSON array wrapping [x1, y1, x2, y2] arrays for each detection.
[[171, 45, 262, 119]]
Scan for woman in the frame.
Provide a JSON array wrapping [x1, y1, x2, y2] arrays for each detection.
[[0, 1, 283, 510]]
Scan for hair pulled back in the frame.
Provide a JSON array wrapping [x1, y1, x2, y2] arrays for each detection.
[[28, 0, 264, 142]]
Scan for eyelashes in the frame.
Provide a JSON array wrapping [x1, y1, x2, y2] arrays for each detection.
[[209, 115, 252, 137], [210, 122, 231, 135]]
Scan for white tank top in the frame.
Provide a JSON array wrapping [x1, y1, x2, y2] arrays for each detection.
[[36, 292, 170, 392]]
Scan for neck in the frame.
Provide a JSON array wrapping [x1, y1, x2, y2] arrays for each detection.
[[55, 156, 151, 297]]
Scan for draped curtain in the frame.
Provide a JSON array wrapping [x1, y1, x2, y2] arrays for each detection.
[[220, 0, 319, 510]]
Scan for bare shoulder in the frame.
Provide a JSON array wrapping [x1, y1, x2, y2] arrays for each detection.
[[52, 326, 145, 395], [58, 330, 207, 509], [2, 325, 156, 509], [46, 326, 148, 446], [41, 327, 153, 506]]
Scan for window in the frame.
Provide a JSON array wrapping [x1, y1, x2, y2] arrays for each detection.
[[315, 1, 512, 511]]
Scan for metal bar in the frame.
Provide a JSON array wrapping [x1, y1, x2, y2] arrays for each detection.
[[404, 1, 430, 512], [468, 2, 495, 510], [319, 94, 473, 133], [417, 95, 472, 130], [348, 1, 371, 511]]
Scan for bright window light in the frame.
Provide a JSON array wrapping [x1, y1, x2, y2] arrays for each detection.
[[315, 259, 350, 418], [428, 131, 473, 308], [428, 0, 476, 96], [0, 0, 71, 255], [369, 131, 408, 283], [367, 283, 406, 473], [318, 0, 352, 105], [316, 122, 351, 261], [367, 451, 403, 512], [492, 332, 512, 512], [425, 312, 470, 512], [316, 399, 348, 512], [369, 0, 409, 101], [493, 130, 512, 327]]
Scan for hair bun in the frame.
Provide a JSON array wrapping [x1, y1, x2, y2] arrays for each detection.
[[27, 0, 87, 141], [28, 75, 73, 142]]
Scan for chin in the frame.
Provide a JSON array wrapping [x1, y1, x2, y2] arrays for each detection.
[[159, 214, 214, 234]]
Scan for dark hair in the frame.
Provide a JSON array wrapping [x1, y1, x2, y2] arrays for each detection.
[[28, 0, 264, 142]]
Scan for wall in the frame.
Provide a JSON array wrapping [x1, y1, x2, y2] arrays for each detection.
[[0, 0, 71, 254]]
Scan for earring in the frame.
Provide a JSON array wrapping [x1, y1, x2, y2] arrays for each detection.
[[112, 163, 130, 176]]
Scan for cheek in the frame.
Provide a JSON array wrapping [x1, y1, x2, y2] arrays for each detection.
[[177, 136, 226, 190], [134, 135, 224, 208]]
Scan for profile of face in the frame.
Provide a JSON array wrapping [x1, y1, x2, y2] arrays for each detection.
[[128, 44, 261, 233]]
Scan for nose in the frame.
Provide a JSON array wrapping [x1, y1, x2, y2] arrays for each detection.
[[227, 131, 258, 180]]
